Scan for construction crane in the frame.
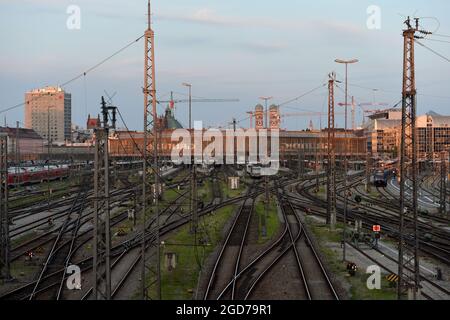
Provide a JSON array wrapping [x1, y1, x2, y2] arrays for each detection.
[[279, 112, 345, 129], [337, 96, 357, 130], [157, 91, 239, 114], [338, 98, 391, 128]]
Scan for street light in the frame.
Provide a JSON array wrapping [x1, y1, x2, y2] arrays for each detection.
[[258, 96, 273, 239], [335, 58, 358, 263], [182, 83, 192, 130], [182, 82, 197, 233], [259, 96, 273, 129]]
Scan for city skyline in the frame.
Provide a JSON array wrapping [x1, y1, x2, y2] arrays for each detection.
[[1, 1, 449, 304], [1, 0, 450, 131]]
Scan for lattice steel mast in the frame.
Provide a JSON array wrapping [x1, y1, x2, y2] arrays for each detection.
[[440, 151, 447, 215], [366, 151, 372, 193], [141, 0, 161, 300], [92, 97, 113, 300], [398, 17, 425, 300], [327, 73, 337, 228], [0, 134, 10, 280]]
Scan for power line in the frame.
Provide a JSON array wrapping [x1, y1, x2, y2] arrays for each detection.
[[60, 35, 144, 87], [431, 33, 450, 38], [278, 83, 327, 107], [0, 34, 145, 115], [423, 37, 450, 44], [348, 83, 450, 100], [114, 107, 190, 201], [416, 39, 450, 63]]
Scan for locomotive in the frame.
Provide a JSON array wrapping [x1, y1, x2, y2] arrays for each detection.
[[373, 168, 397, 188]]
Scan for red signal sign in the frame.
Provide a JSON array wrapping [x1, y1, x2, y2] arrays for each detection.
[[373, 225, 381, 232]]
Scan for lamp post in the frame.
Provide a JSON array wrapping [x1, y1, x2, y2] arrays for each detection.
[[259, 96, 272, 239], [47, 106, 55, 213], [335, 58, 358, 262], [182, 83, 197, 233], [182, 83, 192, 130], [259, 96, 273, 129]]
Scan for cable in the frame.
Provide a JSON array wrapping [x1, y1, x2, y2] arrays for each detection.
[[60, 35, 144, 87], [278, 83, 327, 107], [415, 39, 450, 63], [431, 33, 450, 39], [114, 107, 191, 200], [423, 38, 450, 44], [348, 82, 450, 100], [83, 75, 88, 121], [0, 34, 144, 115]]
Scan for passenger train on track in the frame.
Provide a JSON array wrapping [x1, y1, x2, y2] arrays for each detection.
[[7, 165, 70, 187]]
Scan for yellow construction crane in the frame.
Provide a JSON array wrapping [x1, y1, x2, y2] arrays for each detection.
[[157, 91, 239, 115]]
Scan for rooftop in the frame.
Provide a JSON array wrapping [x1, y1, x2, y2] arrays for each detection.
[[0, 127, 43, 140]]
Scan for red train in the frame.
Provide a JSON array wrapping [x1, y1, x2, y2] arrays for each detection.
[[8, 165, 70, 187]]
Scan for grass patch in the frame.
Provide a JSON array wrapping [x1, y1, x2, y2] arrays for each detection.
[[9, 178, 78, 209], [220, 179, 246, 199], [304, 217, 397, 300], [141, 205, 236, 300], [10, 260, 39, 279], [255, 197, 280, 244], [10, 232, 36, 248]]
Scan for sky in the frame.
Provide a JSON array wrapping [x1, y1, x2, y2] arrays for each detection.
[[1, 0, 450, 131]]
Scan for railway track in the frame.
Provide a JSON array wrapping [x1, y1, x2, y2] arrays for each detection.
[[203, 186, 255, 300], [203, 176, 339, 301], [246, 185, 338, 300], [1, 174, 271, 300], [291, 178, 450, 299]]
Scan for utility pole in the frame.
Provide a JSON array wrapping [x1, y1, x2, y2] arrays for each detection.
[[366, 151, 372, 193], [15, 122, 20, 185], [351, 96, 356, 130], [47, 106, 53, 212], [335, 58, 358, 262], [182, 83, 198, 234], [315, 135, 320, 192], [259, 97, 273, 129], [261, 97, 272, 232], [0, 133, 10, 280], [233, 118, 237, 170], [398, 17, 427, 300], [327, 73, 337, 229], [141, 0, 161, 300], [298, 146, 305, 179], [93, 97, 112, 300], [440, 151, 447, 215]]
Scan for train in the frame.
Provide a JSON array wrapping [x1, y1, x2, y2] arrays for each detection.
[[373, 168, 397, 188], [246, 164, 262, 179], [7, 165, 70, 187]]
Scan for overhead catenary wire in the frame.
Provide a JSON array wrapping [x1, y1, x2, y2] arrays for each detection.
[[422, 37, 450, 44], [415, 39, 450, 63], [0, 34, 145, 115], [114, 107, 191, 201], [278, 83, 327, 107], [232, 83, 328, 127], [348, 82, 450, 100]]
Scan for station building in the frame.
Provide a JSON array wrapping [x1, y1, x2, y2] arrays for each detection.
[[0, 127, 44, 161]]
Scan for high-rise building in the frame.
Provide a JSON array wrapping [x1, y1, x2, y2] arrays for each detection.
[[25, 86, 72, 143]]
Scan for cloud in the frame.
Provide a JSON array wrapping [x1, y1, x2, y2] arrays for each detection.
[[157, 8, 366, 38], [237, 42, 288, 53]]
